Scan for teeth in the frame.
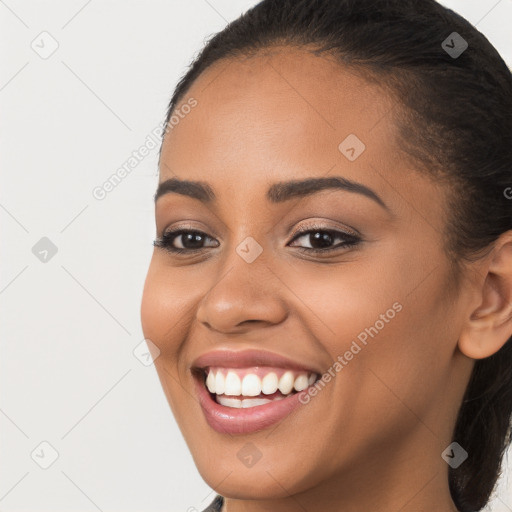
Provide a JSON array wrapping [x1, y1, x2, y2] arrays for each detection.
[[261, 372, 279, 394], [224, 371, 242, 396], [206, 371, 216, 393], [242, 398, 272, 408], [216, 396, 285, 408], [242, 374, 261, 397], [294, 373, 309, 391], [278, 371, 295, 394], [215, 372, 225, 395], [205, 368, 318, 398], [217, 396, 242, 408]]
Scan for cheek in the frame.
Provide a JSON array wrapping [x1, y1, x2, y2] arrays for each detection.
[[289, 248, 454, 418], [141, 272, 167, 347], [334, 265, 458, 432], [140, 259, 189, 358], [140, 261, 197, 420], [284, 257, 406, 352]]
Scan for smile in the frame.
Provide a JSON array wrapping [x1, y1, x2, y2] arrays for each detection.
[[193, 368, 320, 435], [191, 349, 322, 435], [204, 367, 317, 408]]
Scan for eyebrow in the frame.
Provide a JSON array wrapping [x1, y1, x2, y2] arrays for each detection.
[[154, 176, 389, 211]]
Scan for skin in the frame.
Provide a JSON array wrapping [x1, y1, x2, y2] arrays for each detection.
[[140, 47, 512, 512]]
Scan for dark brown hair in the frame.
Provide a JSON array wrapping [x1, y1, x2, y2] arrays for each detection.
[[160, 1, 512, 510]]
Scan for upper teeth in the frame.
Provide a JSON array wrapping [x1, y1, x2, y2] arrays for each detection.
[[205, 368, 317, 396]]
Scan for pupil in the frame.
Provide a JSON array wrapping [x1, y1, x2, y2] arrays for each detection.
[[311, 231, 333, 248], [183, 232, 204, 249]]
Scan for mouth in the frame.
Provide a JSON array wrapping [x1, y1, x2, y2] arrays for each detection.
[[202, 366, 318, 407], [192, 364, 321, 435]]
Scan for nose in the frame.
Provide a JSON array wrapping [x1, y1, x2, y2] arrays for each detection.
[[195, 248, 288, 334]]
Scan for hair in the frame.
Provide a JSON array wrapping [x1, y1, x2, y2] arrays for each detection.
[[160, 1, 512, 510]]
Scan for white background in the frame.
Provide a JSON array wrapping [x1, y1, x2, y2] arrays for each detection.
[[1, 1, 511, 510]]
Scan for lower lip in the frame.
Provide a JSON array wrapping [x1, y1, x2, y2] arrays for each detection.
[[194, 373, 307, 435]]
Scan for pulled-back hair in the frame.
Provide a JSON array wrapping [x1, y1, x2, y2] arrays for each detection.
[[161, 1, 512, 510]]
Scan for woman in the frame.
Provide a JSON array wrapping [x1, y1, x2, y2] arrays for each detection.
[[140, 1, 512, 511]]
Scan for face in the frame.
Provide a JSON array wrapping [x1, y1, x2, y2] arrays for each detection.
[[141, 48, 473, 502]]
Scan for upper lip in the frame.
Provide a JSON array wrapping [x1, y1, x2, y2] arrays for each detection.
[[191, 348, 322, 374]]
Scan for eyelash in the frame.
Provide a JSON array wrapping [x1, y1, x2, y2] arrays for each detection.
[[153, 225, 361, 255]]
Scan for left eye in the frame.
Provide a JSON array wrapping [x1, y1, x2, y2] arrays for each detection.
[[288, 228, 360, 253]]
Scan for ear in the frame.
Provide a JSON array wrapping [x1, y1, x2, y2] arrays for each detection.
[[458, 231, 512, 360]]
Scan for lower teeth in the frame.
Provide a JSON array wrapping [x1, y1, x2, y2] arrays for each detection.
[[216, 395, 288, 408]]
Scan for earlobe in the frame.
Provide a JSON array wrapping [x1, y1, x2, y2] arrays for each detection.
[[458, 233, 512, 360]]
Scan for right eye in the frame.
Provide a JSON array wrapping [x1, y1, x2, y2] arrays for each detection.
[[153, 229, 219, 254]]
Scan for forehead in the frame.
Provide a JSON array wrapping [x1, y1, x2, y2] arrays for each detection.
[[160, 47, 437, 219]]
